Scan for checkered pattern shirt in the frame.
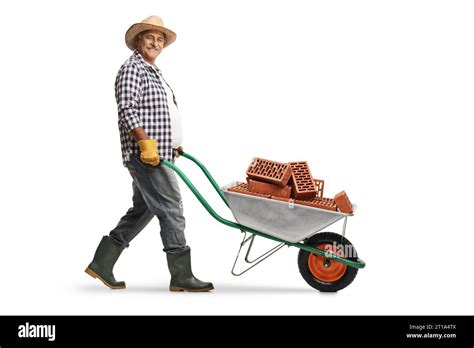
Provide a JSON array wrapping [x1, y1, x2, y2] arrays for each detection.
[[115, 50, 176, 166]]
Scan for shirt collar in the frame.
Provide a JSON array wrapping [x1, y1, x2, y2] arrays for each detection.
[[132, 50, 162, 74]]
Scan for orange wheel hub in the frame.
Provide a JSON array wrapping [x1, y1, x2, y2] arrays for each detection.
[[308, 243, 347, 283]]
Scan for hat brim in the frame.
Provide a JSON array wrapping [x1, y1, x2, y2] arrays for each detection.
[[125, 23, 177, 50]]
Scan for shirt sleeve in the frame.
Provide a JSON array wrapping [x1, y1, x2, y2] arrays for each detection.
[[115, 63, 143, 132]]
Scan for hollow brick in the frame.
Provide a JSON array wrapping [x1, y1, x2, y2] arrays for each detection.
[[227, 182, 271, 199], [313, 179, 325, 199], [289, 161, 317, 200], [247, 178, 292, 198], [334, 191, 353, 214], [246, 157, 292, 187]]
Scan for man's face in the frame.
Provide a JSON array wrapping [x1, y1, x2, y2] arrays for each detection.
[[136, 30, 165, 63]]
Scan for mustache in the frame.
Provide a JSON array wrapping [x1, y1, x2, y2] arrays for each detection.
[[146, 45, 161, 51]]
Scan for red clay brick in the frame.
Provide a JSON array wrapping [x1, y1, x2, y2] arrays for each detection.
[[271, 196, 338, 211], [228, 182, 271, 199], [289, 161, 317, 200], [313, 179, 325, 199], [299, 197, 338, 211], [334, 191, 353, 214], [247, 178, 292, 198], [246, 158, 292, 187]]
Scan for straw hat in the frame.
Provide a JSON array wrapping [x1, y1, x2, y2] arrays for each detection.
[[125, 15, 177, 50]]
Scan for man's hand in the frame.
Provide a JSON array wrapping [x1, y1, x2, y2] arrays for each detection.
[[138, 139, 160, 166], [176, 146, 184, 158]]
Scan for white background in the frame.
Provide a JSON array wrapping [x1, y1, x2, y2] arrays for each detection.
[[0, 0, 473, 315]]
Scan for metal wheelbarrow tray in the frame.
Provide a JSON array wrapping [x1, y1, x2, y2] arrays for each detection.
[[222, 181, 355, 244], [161, 150, 366, 292]]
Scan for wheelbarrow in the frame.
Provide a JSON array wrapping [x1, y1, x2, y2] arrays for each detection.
[[161, 149, 366, 292]]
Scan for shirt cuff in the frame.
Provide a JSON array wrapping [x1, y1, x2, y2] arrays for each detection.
[[119, 112, 143, 133]]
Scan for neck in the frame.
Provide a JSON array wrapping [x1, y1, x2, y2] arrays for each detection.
[[137, 51, 156, 65], [144, 57, 155, 65]]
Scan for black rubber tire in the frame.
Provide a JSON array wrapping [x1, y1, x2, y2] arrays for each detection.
[[298, 232, 359, 292]]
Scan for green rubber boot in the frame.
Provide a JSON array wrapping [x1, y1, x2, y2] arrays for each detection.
[[167, 248, 214, 292], [85, 236, 126, 289]]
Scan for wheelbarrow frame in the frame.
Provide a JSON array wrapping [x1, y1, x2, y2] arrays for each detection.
[[161, 151, 366, 272]]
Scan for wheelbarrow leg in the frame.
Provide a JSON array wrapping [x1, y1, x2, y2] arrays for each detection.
[[231, 231, 286, 276], [244, 234, 285, 264]]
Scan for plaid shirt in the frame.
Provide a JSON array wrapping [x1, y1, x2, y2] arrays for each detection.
[[115, 50, 176, 166]]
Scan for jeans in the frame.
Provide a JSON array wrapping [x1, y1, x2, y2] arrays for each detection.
[[109, 154, 188, 254]]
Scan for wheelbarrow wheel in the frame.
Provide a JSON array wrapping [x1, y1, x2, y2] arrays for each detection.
[[298, 232, 358, 292]]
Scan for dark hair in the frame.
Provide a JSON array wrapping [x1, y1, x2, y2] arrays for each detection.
[[133, 32, 144, 48]]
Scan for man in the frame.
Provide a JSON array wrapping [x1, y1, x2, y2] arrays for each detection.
[[85, 15, 214, 292]]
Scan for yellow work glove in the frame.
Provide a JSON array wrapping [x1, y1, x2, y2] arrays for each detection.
[[138, 139, 160, 166]]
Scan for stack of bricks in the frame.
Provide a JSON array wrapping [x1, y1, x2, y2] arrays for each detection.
[[228, 157, 353, 214]]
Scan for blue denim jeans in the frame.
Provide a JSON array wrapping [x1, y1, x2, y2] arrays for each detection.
[[109, 154, 189, 254]]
